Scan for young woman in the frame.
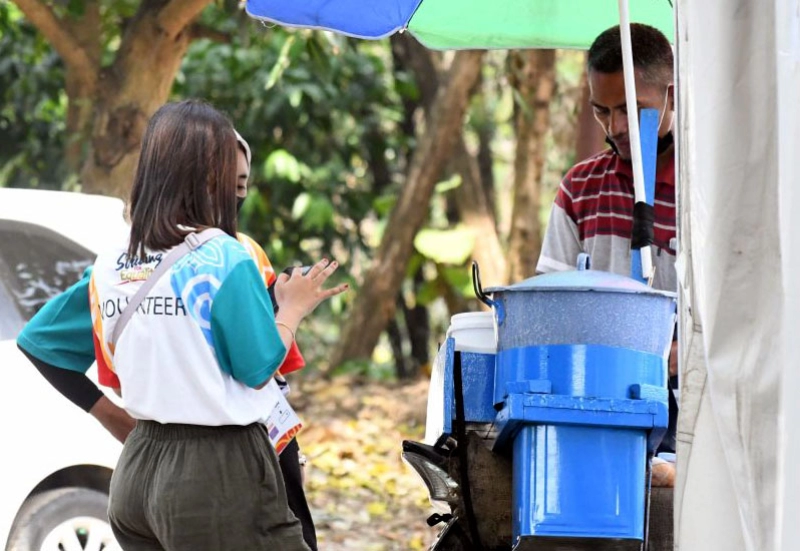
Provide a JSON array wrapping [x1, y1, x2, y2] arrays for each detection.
[[16, 120, 328, 550], [91, 100, 345, 550]]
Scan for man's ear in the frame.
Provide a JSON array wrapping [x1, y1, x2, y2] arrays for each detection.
[[667, 83, 675, 111]]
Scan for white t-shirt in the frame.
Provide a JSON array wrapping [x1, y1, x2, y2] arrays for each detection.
[[90, 233, 287, 426]]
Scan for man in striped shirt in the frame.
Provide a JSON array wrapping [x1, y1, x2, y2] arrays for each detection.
[[537, 24, 678, 486], [537, 23, 676, 293]]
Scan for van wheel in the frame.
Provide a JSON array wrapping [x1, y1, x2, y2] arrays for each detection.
[[6, 488, 118, 551]]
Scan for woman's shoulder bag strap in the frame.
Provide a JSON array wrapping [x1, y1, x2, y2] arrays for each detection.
[[110, 228, 226, 348]]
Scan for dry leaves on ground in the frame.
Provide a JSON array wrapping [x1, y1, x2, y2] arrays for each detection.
[[290, 376, 443, 550]]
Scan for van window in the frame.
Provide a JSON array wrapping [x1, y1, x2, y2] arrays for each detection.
[[0, 221, 93, 340]]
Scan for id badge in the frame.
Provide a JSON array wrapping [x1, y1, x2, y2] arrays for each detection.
[[262, 380, 303, 454]]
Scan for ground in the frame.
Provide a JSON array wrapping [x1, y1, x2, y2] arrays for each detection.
[[289, 375, 442, 550]]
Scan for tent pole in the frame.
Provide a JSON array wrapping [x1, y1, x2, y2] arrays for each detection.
[[618, 0, 654, 280]]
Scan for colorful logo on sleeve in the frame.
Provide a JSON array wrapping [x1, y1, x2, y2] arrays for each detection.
[[170, 237, 250, 348]]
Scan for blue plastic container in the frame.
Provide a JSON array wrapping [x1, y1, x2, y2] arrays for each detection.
[[440, 341, 498, 438], [459, 351, 497, 422], [494, 344, 667, 407], [475, 263, 675, 546], [513, 424, 647, 540], [492, 344, 669, 544], [426, 312, 498, 444], [446, 312, 497, 423]]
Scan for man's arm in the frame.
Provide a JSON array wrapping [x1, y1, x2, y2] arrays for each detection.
[[536, 178, 583, 274]]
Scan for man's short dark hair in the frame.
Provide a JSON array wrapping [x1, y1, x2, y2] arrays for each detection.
[[588, 23, 673, 86]]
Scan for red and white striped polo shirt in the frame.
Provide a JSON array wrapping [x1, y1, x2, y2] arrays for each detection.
[[537, 149, 677, 292]]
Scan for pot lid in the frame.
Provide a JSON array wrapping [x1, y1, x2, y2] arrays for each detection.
[[484, 254, 676, 298]]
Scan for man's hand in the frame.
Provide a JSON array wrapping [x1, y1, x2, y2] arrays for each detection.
[[89, 396, 136, 444], [668, 340, 678, 377], [651, 460, 676, 488]]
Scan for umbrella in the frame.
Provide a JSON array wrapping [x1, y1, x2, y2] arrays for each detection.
[[245, 0, 673, 50], [246, 0, 675, 281]]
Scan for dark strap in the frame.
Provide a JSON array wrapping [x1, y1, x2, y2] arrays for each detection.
[[111, 228, 225, 348], [452, 351, 484, 550], [631, 201, 656, 249]]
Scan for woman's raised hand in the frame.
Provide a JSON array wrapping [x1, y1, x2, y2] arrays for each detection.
[[273, 258, 348, 324]]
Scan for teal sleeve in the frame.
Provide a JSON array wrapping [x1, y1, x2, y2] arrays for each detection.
[[16, 266, 95, 373], [210, 260, 287, 388]]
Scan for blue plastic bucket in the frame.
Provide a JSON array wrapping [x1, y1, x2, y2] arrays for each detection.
[[425, 313, 497, 443], [446, 312, 496, 423], [513, 424, 647, 540]]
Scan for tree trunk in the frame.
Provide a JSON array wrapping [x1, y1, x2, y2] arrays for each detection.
[[452, 147, 507, 286], [81, 2, 202, 197], [575, 66, 607, 163], [476, 117, 496, 217], [401, 268, 430, 377], [64, 72, 97, 174], [365, 113, 426, 379], [14, 0, 213, 198], [63, 3, 102, 173], [506, 50, 556, 283], [329, 49, 485, 367], [386, 316, 407, 379], [393, 34, 506, 286]]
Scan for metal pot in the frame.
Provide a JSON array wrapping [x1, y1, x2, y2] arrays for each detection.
[[471, 255, 677, 356]]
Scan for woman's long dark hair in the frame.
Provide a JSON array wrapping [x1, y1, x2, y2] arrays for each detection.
[[127, 100, 238, 259]]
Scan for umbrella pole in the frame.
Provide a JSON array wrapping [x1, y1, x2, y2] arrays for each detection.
[[618, 0, 654, 281]]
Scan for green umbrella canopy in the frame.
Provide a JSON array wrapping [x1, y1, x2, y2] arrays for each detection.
[[412, 0, 673, 49]]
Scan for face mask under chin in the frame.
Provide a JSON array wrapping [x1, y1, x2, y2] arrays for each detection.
[[606, 131, 674, 159]]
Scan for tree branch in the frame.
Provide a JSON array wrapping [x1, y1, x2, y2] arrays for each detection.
[[393, 34, 506, 285], [190, 23, 232, 44], [13, 0, 97, 87], [158, 0, 213, 38], [329, 49, 485, 367]]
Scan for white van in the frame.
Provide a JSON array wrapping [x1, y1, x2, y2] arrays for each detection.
[[0, 188, 128, 551]]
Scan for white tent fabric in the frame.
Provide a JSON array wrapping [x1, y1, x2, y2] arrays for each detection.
[[775, 0, 800, 549], [674, 1, 800, 550]]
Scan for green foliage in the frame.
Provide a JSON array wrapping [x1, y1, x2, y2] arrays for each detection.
[[0, 4, 68, 189], [264, 149, 308, 183], [413, 227, 475, 266], [2, 0, 583, 376], [434, 174, 462, 194], [173, 18, 407, 276], [440, 266, 474, 297], [0, 0, 153, 189]]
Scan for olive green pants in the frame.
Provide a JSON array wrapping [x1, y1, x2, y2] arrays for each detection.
[[108, 421, 309, 551]]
